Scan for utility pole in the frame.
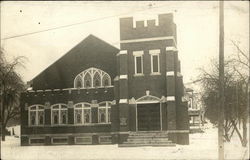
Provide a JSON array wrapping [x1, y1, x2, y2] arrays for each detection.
[[218, 1, 225, 160]]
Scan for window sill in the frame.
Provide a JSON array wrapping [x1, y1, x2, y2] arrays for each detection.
[[50, 124, 68, 127], [133, 74, 144, 77], [97, 122, 111, 125], [150, 72, 161, 76], [27, 123, 111, 127], [74, 86, 114, 90], [28, 125, 45, 127], [74, 123, 93, 126]]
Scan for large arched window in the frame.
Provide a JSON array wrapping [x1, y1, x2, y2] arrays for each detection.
[[29, 105, 44, 126], [74, 103, 91, 124], [98, 101, 111, 123], [74, 67, 111, 88], [51, 104, 68, 125]]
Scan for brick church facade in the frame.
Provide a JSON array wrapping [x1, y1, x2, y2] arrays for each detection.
[[20, 13, 189, 146]]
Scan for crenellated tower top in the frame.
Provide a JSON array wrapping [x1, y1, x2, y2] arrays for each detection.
[[120, 13, 177, 43]]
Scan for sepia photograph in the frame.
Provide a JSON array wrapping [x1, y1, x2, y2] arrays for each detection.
[[0, 1, 249, 160]]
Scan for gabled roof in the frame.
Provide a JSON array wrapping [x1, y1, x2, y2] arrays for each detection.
[[31, 34, 119, 83], [30, 34, 119, 90]]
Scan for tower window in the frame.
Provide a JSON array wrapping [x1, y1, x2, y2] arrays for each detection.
[[136, 56, 142, 74], [133, 51, 144, 75], [149, 49, 160, 74]]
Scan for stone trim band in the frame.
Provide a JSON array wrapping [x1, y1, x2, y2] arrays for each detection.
[[120, 36, 175, 44], [166, 71, 182, 77], [119, 99, 128, 104]]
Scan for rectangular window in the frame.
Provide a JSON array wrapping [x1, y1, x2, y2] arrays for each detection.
[[52, 137, 68, 144], [99, 136, 112, 144], [136, 56, 142, 74], [152, 55, 159, 73], [75, 137, 92, 144], [150, 49, 160, 74], [30, 138, 45, 145], [133, 51, 144, 75]]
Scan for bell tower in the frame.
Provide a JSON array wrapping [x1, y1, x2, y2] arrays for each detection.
[[112, 13, 189, 145]]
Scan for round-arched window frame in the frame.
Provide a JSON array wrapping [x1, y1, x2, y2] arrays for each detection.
[[28, 105, 45, 126], [51, 104, 68, 125], [74, 67, 111, 88]]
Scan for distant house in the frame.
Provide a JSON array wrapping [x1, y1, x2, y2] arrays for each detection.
[[184, 87, 205, 128], [20, 13, 189, 146]]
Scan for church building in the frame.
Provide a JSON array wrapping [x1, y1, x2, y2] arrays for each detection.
[[20, 13, 190, 146]]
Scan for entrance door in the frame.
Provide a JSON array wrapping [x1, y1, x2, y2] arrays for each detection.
[[137, 103, 160, 131]]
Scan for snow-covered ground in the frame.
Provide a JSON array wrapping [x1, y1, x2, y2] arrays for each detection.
[[1, 123, 249, 160]]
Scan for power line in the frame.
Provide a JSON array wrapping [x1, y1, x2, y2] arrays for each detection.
[[2, 2, 245, 41], [1, 3, 172, 41]]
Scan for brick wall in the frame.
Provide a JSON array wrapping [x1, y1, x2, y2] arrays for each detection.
[[21, 87, 114, 136]]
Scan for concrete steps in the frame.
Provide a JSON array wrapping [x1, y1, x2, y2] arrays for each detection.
[[119, 131, 176, 147]]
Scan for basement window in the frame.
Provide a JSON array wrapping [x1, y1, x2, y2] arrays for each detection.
[[75, 137, 92, 144], [29, 138, 45, 145], [99, 136, 112, 144], [51, 137, 68, 144]]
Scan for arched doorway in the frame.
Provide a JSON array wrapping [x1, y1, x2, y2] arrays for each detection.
[[136, 94, 162, 131]]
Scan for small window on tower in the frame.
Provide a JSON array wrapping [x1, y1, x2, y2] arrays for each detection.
[[135, 56, 143, 74], [149, 49, 160, 74], [152, 55, 159, 73], [133, 51, 144, 75]]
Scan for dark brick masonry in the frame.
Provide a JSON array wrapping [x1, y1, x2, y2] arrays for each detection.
[[21, 13, 189, 146]]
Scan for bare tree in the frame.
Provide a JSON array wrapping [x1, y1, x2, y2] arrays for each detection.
[[199, 54, 248, 147], [0, 49, 25, 141], [230, 40, 249, 147]]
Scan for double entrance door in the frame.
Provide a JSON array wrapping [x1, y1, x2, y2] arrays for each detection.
[[137, 103, 160, 131]]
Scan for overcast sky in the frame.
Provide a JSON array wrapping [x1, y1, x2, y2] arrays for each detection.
[[1, 1, 249, 86]]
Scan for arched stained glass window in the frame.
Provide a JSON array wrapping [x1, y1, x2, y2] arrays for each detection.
[[102, 74, 110, 86], [31, 113, 36, 125], [74, 103, 91, 124], [51, 104, 68, 125], [73, 67, 111, 89], [28, 105, 44, 126], [98, 101, 111, 124], [84, 73, 92, 88], [54, 114, 58, 124], [75, 109, 82, 124], [100, 112, 105, 123], [38, 111, 44, 125], [93, 72, 101, 88], [75, 76, 83, 88], [84, 109, 91, 123]]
